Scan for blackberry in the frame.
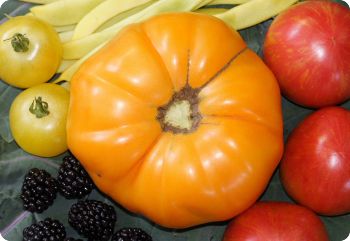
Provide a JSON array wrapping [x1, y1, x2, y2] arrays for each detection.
[[64, 238, 83, 241], [112, 228, 152, 241], [68, 200, 117, 241], [21, 168, 58, 213], [57, 154, 94, 199], [23, 218, 66, 241]]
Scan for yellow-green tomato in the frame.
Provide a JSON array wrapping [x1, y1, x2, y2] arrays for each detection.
[[9, 83, 69, 157], [0, 16, 62, 88]]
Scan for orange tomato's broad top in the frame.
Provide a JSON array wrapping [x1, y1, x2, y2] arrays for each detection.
[[67, 12, 284, 228]]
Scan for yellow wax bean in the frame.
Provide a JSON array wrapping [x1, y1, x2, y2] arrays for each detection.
[[208, 0, 252, 5], [62, 0, 212, 60], [20, 0, 60, 4], [57, 59, 77, 73], [214, 0, 298, 30], [30, 0, 105, 26], [72, 0, 156, 40]]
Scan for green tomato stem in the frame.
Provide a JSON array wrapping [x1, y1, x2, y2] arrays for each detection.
[[4, 33, 30, 52], [29, 97, 50, 118]]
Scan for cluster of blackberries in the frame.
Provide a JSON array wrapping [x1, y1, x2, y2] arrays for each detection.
[[23, 218, 66, 241], [20, 153, 152, 241], [21, 154, 95, 214], [23, 213, 152, 240], [68, 200, 117, 241], [111, 228, 152, 241], [21, 168, 58, 213]]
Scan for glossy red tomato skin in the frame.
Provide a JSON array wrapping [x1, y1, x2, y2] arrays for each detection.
[[280, 107, 350, 216], [263, 1, 350, 108], [223, 201, 330, 241]]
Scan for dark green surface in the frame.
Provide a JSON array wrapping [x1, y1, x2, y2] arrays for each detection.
[[0, 1, 349, 240]]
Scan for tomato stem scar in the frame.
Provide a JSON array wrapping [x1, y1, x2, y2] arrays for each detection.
[[157, 85, 202, 134]]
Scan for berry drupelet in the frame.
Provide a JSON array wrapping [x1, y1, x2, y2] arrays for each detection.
[[64, 238, 83, 241], [68, 199, 117, 241], [21, 168, 58, 213], [23, 218, 66, 241], [57, 154, 94, 199], [112, 228, 153, 241]]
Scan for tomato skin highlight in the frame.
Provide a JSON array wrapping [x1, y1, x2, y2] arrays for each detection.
[[223, 201, 330, 241], [280, 106, 350, 216], [263, 1, 350, 108], [67, 13, 284, 228], [9, 83, 69, 157], [0, 16, 62, 88]]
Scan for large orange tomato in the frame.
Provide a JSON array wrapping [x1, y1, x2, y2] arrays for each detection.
[[67, 13, 283, 228]]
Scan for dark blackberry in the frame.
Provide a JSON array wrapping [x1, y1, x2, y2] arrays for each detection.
[[64, 238, 83, 241], [20, 168, 58, 213], [111, 228, 152, 241], [57, 154, 94, 199], [68, 200, 117, 241], [23, 218, 66, 241]]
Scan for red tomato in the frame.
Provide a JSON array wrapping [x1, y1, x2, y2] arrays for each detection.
[[280, 107, 350, 215], [263, 1, 350, 108], [222, 201, 330, 241]]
